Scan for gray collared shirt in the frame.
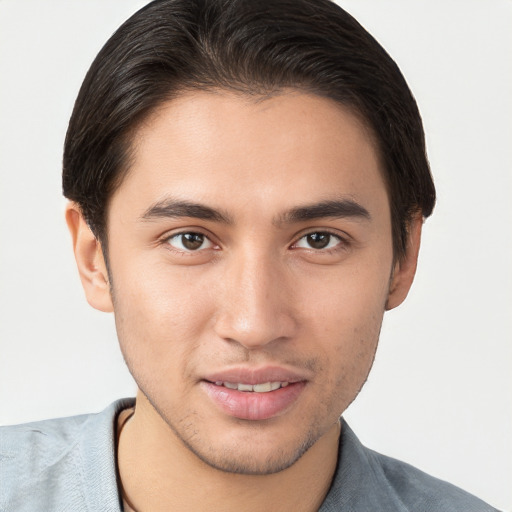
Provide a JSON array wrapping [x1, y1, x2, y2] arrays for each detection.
[[0, 399, 498, 511]]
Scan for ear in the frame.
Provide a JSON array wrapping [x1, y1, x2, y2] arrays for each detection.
[[65, 202, 114, 313], [386, 212, 423, 311]]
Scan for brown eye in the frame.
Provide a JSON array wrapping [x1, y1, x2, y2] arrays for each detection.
[[295, 232, 341, 250], [183, 233, 204, 250], [307, 233, 330, 249], [167, 232, 213, 252]]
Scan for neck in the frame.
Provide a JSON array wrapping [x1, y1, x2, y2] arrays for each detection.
[[118, 391, 340, 512]]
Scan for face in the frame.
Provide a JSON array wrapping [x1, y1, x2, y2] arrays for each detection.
[[82, 91, 407, 474]]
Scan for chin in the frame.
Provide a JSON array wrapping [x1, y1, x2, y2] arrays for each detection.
[[173, 415, 323, 475], [185, 435, 316, 475]]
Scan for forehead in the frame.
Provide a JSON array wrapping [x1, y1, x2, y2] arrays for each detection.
[[112, 90, 387, 220]]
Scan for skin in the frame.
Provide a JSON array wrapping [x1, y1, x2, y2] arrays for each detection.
[[66, 90, 421, 512]]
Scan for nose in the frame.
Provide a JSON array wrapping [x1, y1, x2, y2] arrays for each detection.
[[213, 250, 297, 350]]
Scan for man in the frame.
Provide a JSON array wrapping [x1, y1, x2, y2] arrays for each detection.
[[0, 1, 502, 511]]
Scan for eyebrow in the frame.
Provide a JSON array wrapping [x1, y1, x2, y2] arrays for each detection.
[[141, 197, 370, 225], [141, 199, 233, 224], [275, 199, 371, 225]]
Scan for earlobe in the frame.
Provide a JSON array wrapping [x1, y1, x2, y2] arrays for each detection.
[[386, 213, 423, 311], [65, 202, 114, 313]]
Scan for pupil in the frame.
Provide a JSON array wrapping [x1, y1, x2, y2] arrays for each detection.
[[182, 233, 203, 250], [307, 233, 330, 249]]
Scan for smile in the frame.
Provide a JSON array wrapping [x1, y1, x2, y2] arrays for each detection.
[[213, 381, 290, 392], [202, 380, 305, 420]]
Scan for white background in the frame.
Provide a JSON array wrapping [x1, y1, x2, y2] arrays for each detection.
[[0, 1, 510, 510]]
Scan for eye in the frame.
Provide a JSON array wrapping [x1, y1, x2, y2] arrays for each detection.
[[294, 232, 342, 250], [167, 232, 214, 252]]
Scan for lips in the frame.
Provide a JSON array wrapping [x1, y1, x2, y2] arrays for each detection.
[[203, 366, 309, 386], [214, 381, 289, 392], [201, 366, 308, 420]]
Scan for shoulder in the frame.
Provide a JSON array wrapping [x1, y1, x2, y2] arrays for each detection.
[[1, 411, 89, 461], [367, 447, 498, 511], [0, 399, 133, 512], [320, 421, 500, 512], [0, 412, 92, 511]]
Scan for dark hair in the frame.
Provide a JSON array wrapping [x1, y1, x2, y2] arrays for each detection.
[[63, 0, 435, 260]]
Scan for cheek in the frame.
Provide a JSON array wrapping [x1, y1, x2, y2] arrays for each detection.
[[110, 263, 217, 377], [302, 262, 390, 336], [114, 255, 216, 322], [301, 265, 390, 387]]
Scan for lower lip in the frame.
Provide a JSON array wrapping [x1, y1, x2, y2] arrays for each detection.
[[201, 381, 306, 421]]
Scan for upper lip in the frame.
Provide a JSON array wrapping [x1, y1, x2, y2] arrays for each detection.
[[203, 365, 311, 385]]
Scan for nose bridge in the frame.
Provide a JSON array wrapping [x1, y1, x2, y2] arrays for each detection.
[[214, 245, 294, 348]]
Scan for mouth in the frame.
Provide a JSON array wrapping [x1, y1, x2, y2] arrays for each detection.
[[210, 381, 290, 393], [200, 367, 308, 421], [203, 365, 310, 387]]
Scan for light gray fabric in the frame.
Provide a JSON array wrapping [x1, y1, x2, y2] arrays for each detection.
[[0, 399, 131, 512], [0, 399, 498, 511], [320, 422, 499, 512]]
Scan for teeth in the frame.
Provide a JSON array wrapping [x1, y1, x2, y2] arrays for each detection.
[[253, 382, 272, 392], [213, 381, 290, 392]]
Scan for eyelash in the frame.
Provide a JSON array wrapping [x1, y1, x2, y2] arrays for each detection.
[[292, 230, 349, 254], [163, 231, 218, 255], [161, 229, 349, 255]]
